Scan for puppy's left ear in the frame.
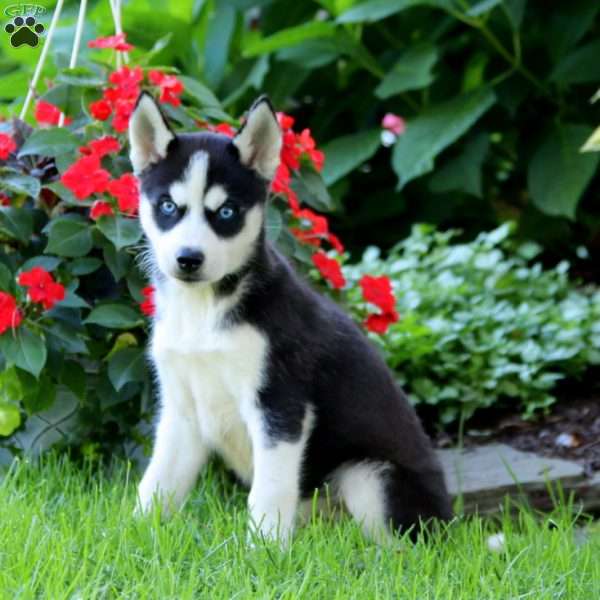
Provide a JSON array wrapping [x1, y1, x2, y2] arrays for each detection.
[[129, 92, 175, 174], [233, 96, 281, 180]]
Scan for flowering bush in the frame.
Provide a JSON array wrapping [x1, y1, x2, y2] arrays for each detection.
[[0, 34, 396, 457], [345, 223, 600, 424]]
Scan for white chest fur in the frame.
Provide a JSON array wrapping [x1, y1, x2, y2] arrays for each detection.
[[151, 282, 267, 485]]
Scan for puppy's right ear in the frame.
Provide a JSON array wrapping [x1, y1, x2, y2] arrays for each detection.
[[129, 93, 175, 174]]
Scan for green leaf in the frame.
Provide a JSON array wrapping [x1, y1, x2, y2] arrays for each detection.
[[0, 263, 13, 291], [291, 168, 334, 212], [277, 40, 340, 69], [20, 256, 62, 272], [108, 348, 147, 392], [18, 128, 79, 158], [45, 217, 93, 257], [504, 0, 526, 29], [337, 0, 454, 23], [85, 304, 143, 329], [375, 44, 438, 98], [55, 66, 105, 87], [96, 216, 142, 251], [0, 172, 41, 199], [60, 360, 86, 400], [429, 133, 489, 197], [20, 372, 56, 414], [243, 22, 336, 57], [0, 207, 33, 242], [528, 124, 600, 219], [265, 203, 283, 242], [69, 257, 102, 276], [321, 129, 381, 186], [59, 290, 90, 309], [179, 76, 222, 108], [466, 0, 502, 17], [0, 327, 47, 377], [204, 3, 237, 89], [0, 402, 20, 436], [103, 245, 131, 281], [550, 40, 600, 85], [46, 321, 88, 355], [392, 88, 495, 189]]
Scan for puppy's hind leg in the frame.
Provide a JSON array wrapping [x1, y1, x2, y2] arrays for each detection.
[[334, 461, 394, 544], [335, 461, 452, 543]]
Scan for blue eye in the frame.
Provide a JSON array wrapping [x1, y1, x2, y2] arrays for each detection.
[[159, 198, 177, 216], [218, 205, 236, 220]]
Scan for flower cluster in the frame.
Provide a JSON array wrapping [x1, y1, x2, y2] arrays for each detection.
[[88, 32, 133, 52], [359, 275, 399, 334], [18, 267, 65, 310], [87, 58, 183, 132], [148, 70, 184, 107], [0, 268, 66, 336], [35, 100, 71, 127], [0, 133, 16, 160], [0, 292, 22, 335], [61, 136, 139, 216], [139, 286, 155, 316]]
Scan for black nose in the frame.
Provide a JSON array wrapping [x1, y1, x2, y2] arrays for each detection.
[[176, 248, 204, 273]]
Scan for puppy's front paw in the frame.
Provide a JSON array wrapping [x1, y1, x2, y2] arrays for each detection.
[[247, 516, 293, 549]]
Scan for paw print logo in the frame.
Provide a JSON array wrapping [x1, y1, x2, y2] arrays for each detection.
[[5, 16, 45, 48]]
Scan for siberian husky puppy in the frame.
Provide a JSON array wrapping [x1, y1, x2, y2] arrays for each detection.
[[130, 92, 452, 544]]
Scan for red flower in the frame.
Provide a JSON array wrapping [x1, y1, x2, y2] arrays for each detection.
[[140, 286, 155, 316], [0, 292, 22, 334], [381, 113, 406, 136], [89, 99, 113, 121], [277, 112, 295, 130], [364, 311, 399, 335], [108, 66, 143, 94], [61, 154, 111, 200], [328, 233, 344, 254], [281, 130, 302, 170], [297, 128, 324, 172], [359, 275, 396, 314], [80, 135, 121, 158], [0, 133, 16, 160], [359, 275, 399, 334], [213, 122, 236, 137], [101, 66, 143, 132], [107, 173, 139, 215], [312, 251, 345, 289], [111, 99, 136, 133], [0, 192, 10, 206], [88, 33, 133, 52], [18, 267, 65, 311], [148, 70, 184, 107], [293, 208, 329, 246], [90, 200, 115, 220], [35, 100, 71, 126]]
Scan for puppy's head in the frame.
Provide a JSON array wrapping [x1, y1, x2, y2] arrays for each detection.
[[129, 93, 281, 284]]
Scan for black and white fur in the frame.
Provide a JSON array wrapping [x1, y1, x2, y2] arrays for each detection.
[[130, 93, 452, 544]]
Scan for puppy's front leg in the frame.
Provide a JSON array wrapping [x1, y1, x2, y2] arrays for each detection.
[[137, 366, 208, 516], [247, 411, 312, 545]]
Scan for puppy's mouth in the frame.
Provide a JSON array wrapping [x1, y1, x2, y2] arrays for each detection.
[[172, 272, 205, 284]]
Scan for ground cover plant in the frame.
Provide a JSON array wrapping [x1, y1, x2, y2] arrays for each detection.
[[0, 455, 598, 599], [344, 223, 600, 424]]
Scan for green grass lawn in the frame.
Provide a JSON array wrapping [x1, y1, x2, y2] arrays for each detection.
[[0, 456, 598, 599]]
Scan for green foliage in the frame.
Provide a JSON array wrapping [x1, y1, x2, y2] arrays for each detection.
[[2, 0, 599, 256], [344, 224, 600, 424]]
